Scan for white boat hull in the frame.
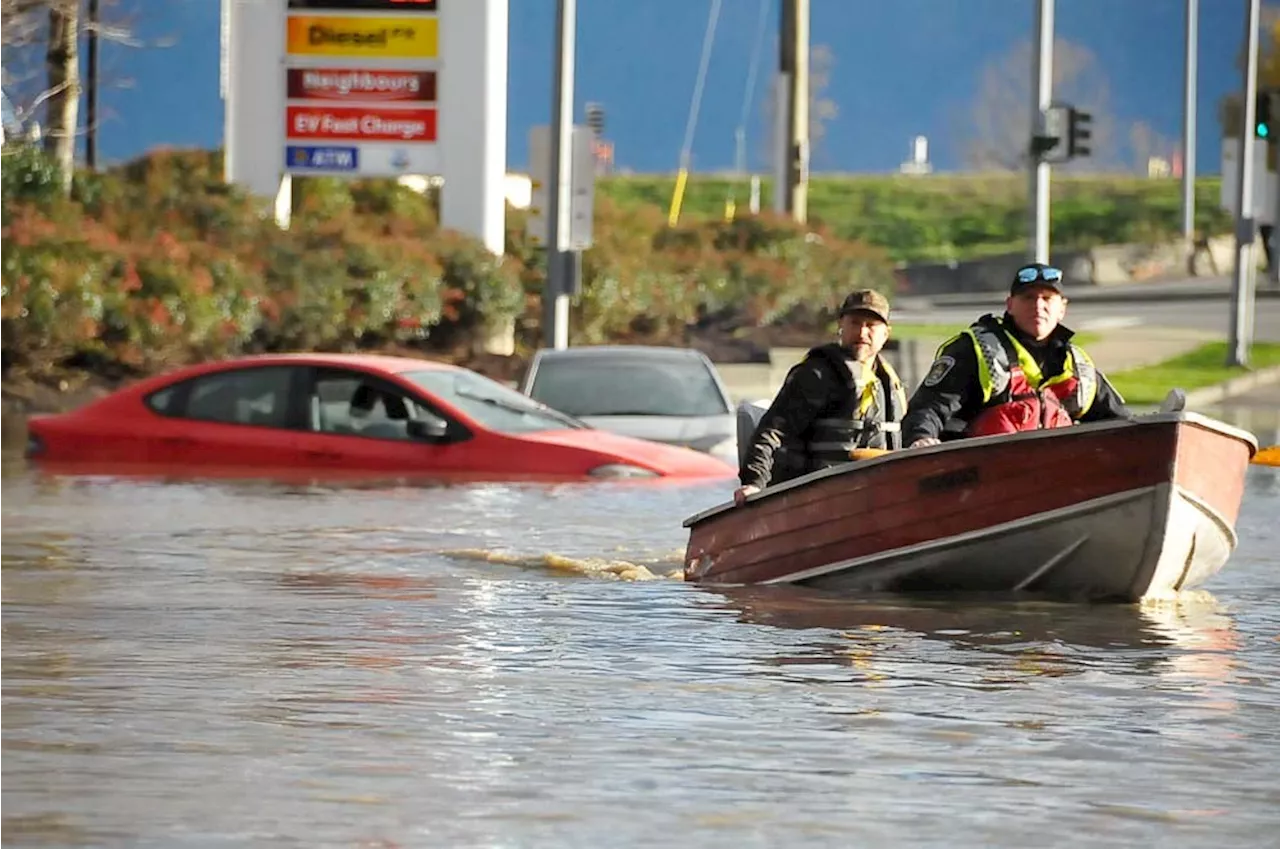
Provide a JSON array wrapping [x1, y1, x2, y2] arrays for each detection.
[[767, 483, 1237, 602]]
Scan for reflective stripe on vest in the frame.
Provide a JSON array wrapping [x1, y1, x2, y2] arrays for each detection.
[[961, 326, 1097, 419], [806, 355, 908, 456]]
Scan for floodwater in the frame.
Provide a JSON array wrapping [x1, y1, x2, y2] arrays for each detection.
[[3, 409, 1279, 848]]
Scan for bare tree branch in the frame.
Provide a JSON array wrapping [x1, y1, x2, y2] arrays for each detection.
[[758, 42, 840, 171], [963, 37, 1120, 173]]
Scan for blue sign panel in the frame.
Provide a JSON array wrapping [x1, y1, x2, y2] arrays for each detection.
[[286, 145, 359, 171]]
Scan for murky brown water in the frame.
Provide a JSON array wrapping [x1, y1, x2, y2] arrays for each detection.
[[3, 412, 1280, 848]]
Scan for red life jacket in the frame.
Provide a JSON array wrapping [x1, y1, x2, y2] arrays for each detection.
[[955, 320, 1097, 438], [967, 367, 1076, 436]]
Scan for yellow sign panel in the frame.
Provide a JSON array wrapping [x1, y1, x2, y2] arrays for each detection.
[[286, 15, 438, 58]]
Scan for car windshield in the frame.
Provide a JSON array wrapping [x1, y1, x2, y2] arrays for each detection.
[[528, 355, 731, 417], [404, 369, 583, 434]]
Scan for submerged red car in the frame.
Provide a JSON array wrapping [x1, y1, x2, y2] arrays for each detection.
[[25, 354, 737, 481]]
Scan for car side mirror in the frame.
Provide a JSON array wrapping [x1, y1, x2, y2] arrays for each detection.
[[406, 418, 450, 442]]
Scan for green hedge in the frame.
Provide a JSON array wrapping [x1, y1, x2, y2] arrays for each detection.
[[1, 146, 894, 379]]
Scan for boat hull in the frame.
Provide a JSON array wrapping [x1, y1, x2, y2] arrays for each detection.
[[683, 414, 1256, 602]]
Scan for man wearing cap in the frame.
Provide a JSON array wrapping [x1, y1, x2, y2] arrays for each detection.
[[734, 289, 907, 505], [901, 262, 1130, 448]]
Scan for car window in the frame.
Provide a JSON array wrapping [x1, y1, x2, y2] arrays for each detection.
[[403, 369, 582, 434], [528, 356, 730, 417], [310, 371, 448, 442], [183, 367, 294, 428], [145, 386, 178, 415]]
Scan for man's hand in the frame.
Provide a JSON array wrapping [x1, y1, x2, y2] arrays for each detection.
[[909, 437, 941, 448], [733, 485, 761, 506]]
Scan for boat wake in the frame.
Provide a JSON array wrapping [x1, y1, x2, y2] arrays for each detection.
[[441, 548, 686, 582]]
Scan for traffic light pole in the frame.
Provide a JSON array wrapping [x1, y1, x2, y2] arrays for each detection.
[[1028, 0, 1054, 264], [1229, 0, 1261, 368]]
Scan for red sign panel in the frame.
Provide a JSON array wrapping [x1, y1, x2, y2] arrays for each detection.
[[287, 69, 436, 102], [286, 106, 437, 142]]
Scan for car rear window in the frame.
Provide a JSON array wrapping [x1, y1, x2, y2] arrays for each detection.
[[183, 367, 294, 428], [145, 386, 178, 415], [528, 356, 730, 417]]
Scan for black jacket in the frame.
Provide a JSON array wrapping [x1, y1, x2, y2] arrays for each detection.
[[901, 313, 1131, 446], [740, 344, 903, 488]]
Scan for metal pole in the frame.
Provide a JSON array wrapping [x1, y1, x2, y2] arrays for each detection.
[[1029, 0, 1054, 264], [1229, 0, 1261, 367], [1272, 89, 1280, 287], [86, 0, 99, 169], [1181, 0, 1197, 257], [778, 0, 794, 215], [543, 0, 575, 350]]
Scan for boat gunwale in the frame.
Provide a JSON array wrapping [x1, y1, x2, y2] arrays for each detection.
[[683, 412, 1258, 529]]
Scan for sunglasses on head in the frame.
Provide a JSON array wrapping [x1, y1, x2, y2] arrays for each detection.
[[1016, 266, 1062, 284]]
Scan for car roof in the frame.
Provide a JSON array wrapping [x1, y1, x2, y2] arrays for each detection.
[[532, 345, 710, 362], [108, 353, 461, 401], [220, 352, 460, 374]]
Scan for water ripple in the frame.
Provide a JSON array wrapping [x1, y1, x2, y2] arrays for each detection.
[[3, 461, 1279, 847]]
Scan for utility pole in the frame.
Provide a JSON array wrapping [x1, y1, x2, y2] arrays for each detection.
[[1181, 0, 1197, 262], [86, 0, 100, 169], [543, 0, 575, 350], [1028, 0, 1054, 264], [779, 0, 808, 223], [1229, 0, 1262, 367]]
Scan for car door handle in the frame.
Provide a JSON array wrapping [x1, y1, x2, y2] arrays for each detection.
[[160, 436, 195, 446], [304, 449, 344, 461]]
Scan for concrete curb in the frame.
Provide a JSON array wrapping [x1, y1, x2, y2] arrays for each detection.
[[1184, 365, 1280, 409]]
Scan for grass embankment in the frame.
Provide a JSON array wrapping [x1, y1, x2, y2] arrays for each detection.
[[599, 173, 1232, 263], [1107, 342, 1280, 406]]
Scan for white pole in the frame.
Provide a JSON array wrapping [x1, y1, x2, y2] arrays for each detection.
[[1229, 0, 1261, 367], [1181, 0, 1198, 254], [543, 0, 575, 350], [1029, 0, 1054, 264]]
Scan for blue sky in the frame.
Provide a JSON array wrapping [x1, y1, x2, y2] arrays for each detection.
[[31, 0, 1254, 175]]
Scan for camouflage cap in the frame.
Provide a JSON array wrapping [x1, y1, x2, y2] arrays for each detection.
[[838, 289, 891, 323]]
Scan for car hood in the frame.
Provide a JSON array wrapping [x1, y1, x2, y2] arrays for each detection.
[[521, 427, 735, 477], [572, 415, 734, 448]]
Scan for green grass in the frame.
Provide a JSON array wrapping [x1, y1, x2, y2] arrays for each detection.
[[598, 173, 1232, 263], [1108, 342, 1280, 405]]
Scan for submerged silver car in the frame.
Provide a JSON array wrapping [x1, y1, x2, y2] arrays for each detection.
[[520, 345, 739, 466]]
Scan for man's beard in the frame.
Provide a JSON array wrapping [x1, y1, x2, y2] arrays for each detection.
[[849, 342, 876, 363]]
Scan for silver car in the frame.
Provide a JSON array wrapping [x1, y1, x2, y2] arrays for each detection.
[[520, 345, 739, 466]]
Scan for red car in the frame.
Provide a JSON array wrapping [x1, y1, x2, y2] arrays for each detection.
[[25, 354, 737, 481]]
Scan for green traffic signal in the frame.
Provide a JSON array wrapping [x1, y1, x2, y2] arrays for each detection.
[[1257, 90, 1275, 139]]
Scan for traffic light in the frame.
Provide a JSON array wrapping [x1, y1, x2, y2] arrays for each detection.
[[1067, 107, 1092, 158], [1032, 105, 1068, 161], [1256, 90, 1274, 139], [585, 102, 605, 137]]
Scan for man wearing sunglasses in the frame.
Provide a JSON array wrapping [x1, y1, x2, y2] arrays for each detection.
[[734, 289, 908, 505], [901, 263, 1130, 448]]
